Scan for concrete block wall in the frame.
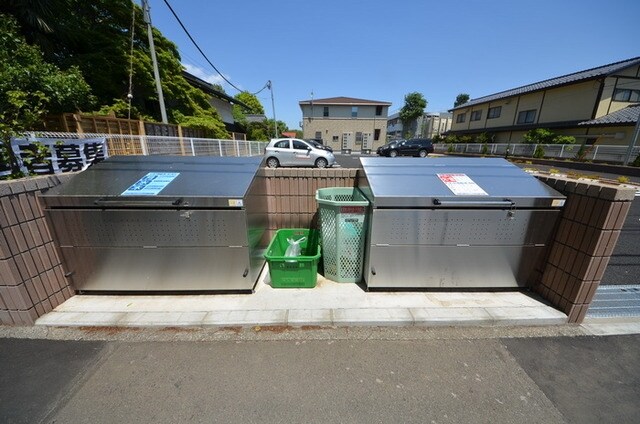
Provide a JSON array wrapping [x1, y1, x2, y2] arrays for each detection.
[[263, 168, 358, 239], [534, 175, 635, 323], [0, 175, 73, 325]]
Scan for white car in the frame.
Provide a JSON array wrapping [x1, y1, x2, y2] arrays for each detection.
[[264, 138, 336, 168]]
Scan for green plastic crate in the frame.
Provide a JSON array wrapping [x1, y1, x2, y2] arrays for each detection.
[[315, 187, 369, 283], [265, 229, 321, 288]]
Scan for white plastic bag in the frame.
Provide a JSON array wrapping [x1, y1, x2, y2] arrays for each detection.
[[284, 236, 306, 257]]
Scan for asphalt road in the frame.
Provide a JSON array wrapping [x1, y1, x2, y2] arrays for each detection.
[[2, 332, 639, 424]]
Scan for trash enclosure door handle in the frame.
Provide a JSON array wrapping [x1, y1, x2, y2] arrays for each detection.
[[432, 199, 514, 207], [94, 197, 184, 207]]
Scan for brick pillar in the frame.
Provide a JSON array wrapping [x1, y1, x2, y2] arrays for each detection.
[[0, 175, 74, 325], [534, 175, 635, 323]]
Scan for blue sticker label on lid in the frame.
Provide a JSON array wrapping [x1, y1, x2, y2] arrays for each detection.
[[121, 172, 179, 196]]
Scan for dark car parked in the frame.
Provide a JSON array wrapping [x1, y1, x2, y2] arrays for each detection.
[[377, 138, 434, 157], [305, 139, 333, 152]]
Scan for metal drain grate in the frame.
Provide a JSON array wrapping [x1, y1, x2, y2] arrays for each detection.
[[586, 285, 640, 318]]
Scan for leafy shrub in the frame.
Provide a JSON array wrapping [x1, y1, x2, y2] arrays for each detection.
[[533, 145, 545, 158]]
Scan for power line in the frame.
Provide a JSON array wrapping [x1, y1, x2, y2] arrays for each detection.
[[162, 0, 252, 93]]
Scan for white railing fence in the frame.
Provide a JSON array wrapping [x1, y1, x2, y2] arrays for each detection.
[[434, 143, 640, 164], [28, 132, 268, 157]]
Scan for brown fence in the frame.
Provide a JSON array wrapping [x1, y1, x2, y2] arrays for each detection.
[[40, 113, 246, 141]]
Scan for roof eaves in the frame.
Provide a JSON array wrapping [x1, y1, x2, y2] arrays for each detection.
[[182, 71, 252, 110]]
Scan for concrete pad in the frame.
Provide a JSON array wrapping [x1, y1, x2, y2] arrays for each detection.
[[487, 307, 568, 326], [287, 309, 332, 326], [411, 307, 494, 325], [35, 265, 568, 328], [202, 310, 287, 327], [332, 308, 414, 326]]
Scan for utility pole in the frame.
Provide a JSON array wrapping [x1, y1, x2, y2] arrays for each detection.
[[142, 0, 168, 124], [623, 107, 640, 166], [268, 80, 277, 138]]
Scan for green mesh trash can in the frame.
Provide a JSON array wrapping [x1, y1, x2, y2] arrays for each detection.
[[315, 187, 369, 283]]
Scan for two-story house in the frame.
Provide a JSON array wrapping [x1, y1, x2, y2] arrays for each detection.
[[182, 71, 250, 137], [387, 112, 453, 140], [448, 57, 640, 147], [299, 97, 391, 153]]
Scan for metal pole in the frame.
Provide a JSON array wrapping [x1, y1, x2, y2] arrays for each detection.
[[268, 80, 277, 138], [142, 0, 168, 124], [623, 111, 640, 165]]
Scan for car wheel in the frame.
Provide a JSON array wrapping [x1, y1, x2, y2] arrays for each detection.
[[418, 149, 428, 158], [389, 150, 398, 158], [266, 157, 279, 168], [315, 158, 328, 168]]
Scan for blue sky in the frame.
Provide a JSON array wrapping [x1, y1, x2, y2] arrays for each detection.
[[148, 0, 640, 130]]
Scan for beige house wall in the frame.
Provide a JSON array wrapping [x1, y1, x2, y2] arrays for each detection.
[[538, 82, 599, 123], [302, 118, 388, 150], [300, 103, 390, 150]]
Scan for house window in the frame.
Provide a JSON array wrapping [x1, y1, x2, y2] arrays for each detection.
[[488, 106, 502, 119], [315, 131, 322, 140], [456, 113, 466, 123], [323, 106, 329, 117], [332, 135, 339, 142], [613, 89, 640, 102], [470, 110, 482, 121], [517, 109, 537, 124], [374, 129, 381, 140], [351, 106, 358, 117], [375, 105, 383, 116], [355, 132, 363, 145]]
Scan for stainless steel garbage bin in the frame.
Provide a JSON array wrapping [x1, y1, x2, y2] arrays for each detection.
[[40, 156, 267, 292], [357, 157, 566, 289]]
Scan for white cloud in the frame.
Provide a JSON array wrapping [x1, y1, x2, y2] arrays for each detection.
[[183, 63, 227, 87]]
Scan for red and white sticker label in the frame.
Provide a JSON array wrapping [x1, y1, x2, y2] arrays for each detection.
[[437, 173, 489, 196]]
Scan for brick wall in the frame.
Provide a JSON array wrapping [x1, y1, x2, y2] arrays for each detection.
[[534, 175, 635, 323], [0, 175, 73, 325], [1, 168, 633, 326]]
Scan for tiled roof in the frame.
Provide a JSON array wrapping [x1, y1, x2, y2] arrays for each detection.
[[299, 96, 391, 106], [182, 71, 250, 109], [578, 104, 640, 126], [451, 57, 640, 111]]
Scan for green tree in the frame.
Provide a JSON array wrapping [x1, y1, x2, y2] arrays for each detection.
[[475, 132, 493, 144], [245, 119, 287, 141], [0, 14, 94, 178], [399, 92, 427, 137], [523, 129, 576, 145], [454, 93, 470, 107], [3, 0, 228, 134], [523, 128, 555, 144], [234, 92, 265, 115], [553, 135, 576, 144], [232, 91, 266, 135]]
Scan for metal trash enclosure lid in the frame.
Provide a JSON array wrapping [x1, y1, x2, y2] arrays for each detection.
[[358, 157, 565, 208], [40, 156, 263, 208]]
